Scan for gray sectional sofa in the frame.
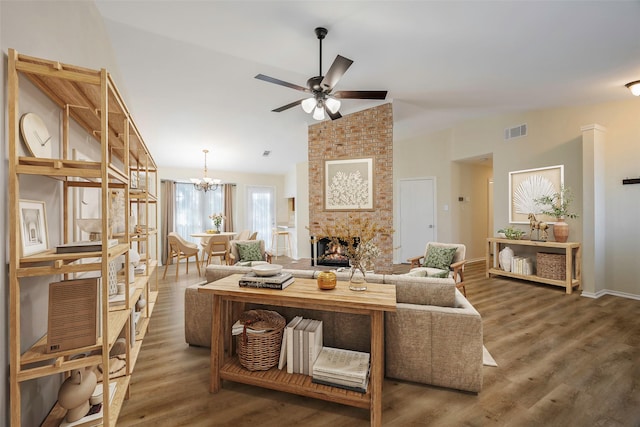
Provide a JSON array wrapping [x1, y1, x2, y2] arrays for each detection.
[[184, 264, 483, 393]]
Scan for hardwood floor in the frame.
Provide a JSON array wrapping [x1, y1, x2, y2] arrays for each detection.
[[118, 261, 640, 426]]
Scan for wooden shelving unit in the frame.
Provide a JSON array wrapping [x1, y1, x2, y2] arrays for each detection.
[[8, 48, 159, 427], [200, 275, 396, 427], [486, 237, 582, 294]]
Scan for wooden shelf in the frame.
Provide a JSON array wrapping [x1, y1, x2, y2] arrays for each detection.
[[221, 357, 371, 409], [486, 238, 582, 294], [17, 310, 130, 381], [201, 277, 396, 426], [40, 376, 131, 427], [8, 48, 159, 426]]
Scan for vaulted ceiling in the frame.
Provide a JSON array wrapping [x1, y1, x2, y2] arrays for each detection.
[[95, 1, 640, 174]]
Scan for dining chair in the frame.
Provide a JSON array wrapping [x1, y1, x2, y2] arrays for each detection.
[[236, 229, 251, 241], [202, 234, 230, 267], [163, 232, 201, 279]]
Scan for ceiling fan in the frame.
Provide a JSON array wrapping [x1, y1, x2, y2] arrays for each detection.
[[255, 27, 388, 121]]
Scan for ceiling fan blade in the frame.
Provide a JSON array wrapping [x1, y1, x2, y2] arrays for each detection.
[[325, 105, 342, 121], [320, 55, 353, 91], [272, 99, 304, 112], [333, 90, 388, 100], [255, 74, 310, 93]]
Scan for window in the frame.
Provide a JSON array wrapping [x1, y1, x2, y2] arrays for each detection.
[[175, 183, 223, 244], [246, 186, 275, 246]]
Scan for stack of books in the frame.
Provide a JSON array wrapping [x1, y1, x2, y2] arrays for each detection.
[[279, 316, 323, 375], [238, 272, 294, 290], [312, 347, 370, 393], [510, 256, 533, 275]]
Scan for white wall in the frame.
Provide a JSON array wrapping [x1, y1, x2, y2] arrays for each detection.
[[394, 98, 640, 297], [1, 1, 125, 425]]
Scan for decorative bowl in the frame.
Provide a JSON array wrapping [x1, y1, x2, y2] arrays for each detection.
[[76, 218, 102, 234], [252, 264, 283, 277], [317, 270, 337, 290]]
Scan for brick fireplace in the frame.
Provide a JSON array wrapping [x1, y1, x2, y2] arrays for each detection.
[[307, 103, 393, 274]]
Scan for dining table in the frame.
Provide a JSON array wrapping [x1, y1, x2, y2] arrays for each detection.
[[190, 231, 237, 239]]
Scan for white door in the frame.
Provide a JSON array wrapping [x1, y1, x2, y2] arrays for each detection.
[[399, 178, 436, 263]]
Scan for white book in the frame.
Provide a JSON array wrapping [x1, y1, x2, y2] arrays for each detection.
[[302, 320, 320, 376], [295, 318, 312, 374], [285, 316, 303, 374], [307, 320, 323, 377], [312, 347, 370, 380]]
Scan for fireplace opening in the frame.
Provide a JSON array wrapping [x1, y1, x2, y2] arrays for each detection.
[[312, 237, 359, 267]]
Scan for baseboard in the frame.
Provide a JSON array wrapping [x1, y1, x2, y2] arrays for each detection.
[[581, 289, 640, 301]]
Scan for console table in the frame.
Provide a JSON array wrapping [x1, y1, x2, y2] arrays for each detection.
[[199, 274, 396, 426], [486, 238, 582, 294]]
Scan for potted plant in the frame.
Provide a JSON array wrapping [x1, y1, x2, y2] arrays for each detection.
[[534, 186, 578, 242], [497, 226, 526, 240]]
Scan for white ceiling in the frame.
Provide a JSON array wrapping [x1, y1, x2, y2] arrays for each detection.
[[94, 1, 640, 174]]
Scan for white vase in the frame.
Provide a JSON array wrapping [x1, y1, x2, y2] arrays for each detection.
[[499, 246, 514, 272]]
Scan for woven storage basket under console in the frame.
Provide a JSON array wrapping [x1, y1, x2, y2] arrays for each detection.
[[236, 309, 286, 371], [536, 252, 566, 280]]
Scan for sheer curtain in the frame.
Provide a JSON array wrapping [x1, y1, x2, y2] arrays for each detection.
[[246, 185, 275, 247], [175, 183, 223, 245]]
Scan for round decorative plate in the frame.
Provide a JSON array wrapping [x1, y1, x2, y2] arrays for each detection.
[[252, 264, 283, 277], [20, 112, 52, 158]]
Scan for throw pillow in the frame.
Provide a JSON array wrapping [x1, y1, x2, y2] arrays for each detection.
[[236, 242, 263, 262], [423, 246, 457, 271]]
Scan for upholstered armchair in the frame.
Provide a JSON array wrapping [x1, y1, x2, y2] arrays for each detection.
[[407, 242, 467, 295], [227, 239, 273, 266]]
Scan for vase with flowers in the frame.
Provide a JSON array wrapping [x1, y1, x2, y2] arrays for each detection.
[[534, 186, 578, 243], [208, 213, 225, 233], [312, 215, 392, 291]]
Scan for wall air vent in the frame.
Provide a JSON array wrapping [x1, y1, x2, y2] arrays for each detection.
[[504, 123, 527, 140]]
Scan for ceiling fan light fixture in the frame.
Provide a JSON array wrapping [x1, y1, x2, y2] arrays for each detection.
[[313, 105, 325, 120], [325, 97, 341, 114], [301, 97, 316, 113], [626, 80, 640, 96]]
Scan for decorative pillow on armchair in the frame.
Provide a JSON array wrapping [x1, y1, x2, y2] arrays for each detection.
[[236, 242, 263, 262], [423, 246, 457, 271]]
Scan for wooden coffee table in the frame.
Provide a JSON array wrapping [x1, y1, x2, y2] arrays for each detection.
[[199, 274, 396, 426]]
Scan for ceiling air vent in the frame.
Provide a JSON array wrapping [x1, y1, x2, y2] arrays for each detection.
[[504, 123, 527, 140]]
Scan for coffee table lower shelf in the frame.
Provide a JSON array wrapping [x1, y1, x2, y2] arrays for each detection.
[[221, 357, 370, 409]]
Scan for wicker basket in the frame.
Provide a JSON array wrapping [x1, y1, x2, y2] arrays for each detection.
[[236, 309, 286, 371], [536, 252, 565, 280]]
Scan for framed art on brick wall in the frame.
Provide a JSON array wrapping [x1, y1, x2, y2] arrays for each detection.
[[324, 157, 374, 211]]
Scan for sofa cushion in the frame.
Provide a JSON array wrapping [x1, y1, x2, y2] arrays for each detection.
[[423, 245, 457, 270], [384, 274, 455, 307], [236, 241, 263, 262]]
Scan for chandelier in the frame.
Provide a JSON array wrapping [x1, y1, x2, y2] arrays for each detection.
[[190, 149, 221, 192]]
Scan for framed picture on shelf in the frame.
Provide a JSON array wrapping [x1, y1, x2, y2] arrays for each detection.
[[324, 157, 374, 211], [19, 199, 49, 256], [509, 165, 564, 223]]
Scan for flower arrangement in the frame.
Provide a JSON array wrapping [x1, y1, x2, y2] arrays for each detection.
[[311, 215, 393, 280], [534, 185, 578, 219], [209, 213, 225, 231]]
